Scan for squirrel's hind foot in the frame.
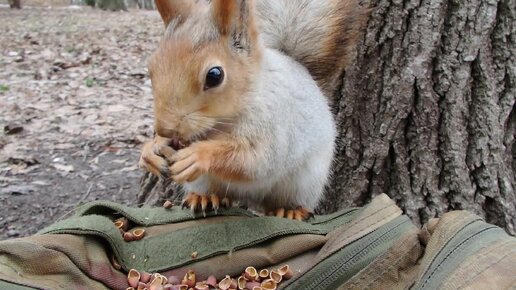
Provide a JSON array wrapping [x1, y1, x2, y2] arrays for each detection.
[[181, 193, 232, 217], [267, 207, 314, 221]]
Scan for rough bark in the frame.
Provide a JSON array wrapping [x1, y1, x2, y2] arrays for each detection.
[[138, 0, 515, 234], [320, 0, 515, 235], [8, 0, 21, 9]]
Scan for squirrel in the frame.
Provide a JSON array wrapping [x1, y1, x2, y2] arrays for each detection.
[[139, 0, 367, 219]]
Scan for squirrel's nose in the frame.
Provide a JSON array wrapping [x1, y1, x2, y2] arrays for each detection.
[[155, 125, 181, 139]]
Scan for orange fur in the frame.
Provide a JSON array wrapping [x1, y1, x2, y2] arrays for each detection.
[[213, 0, 237, 35], [204, 139, 252, 182], [155, 0, 196, 27], [139, 140, 169, 177], [303, 0, 369, 96], [148, 0, 261, 142], [140, 0, 359, 215], [170, 139, 251, 183]]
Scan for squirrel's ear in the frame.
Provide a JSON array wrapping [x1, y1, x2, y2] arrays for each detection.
[[212, 0, 257, 53], [155, 0, 193, 27]]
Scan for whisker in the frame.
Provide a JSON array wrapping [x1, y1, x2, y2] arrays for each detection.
[[154, 119, 179, 131], [189, 117, 229, 129], [156, 106, 181, 119], [195, 115, 235, 121], [187, 118, 232, 138], [191, 115, 235, 126], [190, 120, 231, 136]]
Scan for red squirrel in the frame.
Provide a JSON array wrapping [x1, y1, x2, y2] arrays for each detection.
[[139, 0, 367, 219]]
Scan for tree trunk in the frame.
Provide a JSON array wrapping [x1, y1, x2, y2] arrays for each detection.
[[140, 0, 155, 10], [138, 0, 516, 235], [96, 0, 127, 11], [8, 0, 21, 9]]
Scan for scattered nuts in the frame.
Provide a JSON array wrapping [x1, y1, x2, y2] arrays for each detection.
[[218, 275, 232, 290], [114, 220, 125, 230], [277, 265, 293, 280], [246, 281, 261, 290], [206, 275, 217, 287], [260, 279, 277, 290], [140, 272, 152, 283], [237, 276, 247, 289], [194, 282, 209, 290], [182, 270, 196, 287], [115, 218, 129, 231], [123, 232, 135, 242], [127, 269, 141, 288], [191, 251, 198, 259], [163, 200, 174, 209], [158, 274, 168, 284], [149, 276, 164, 288], [137, 282, 147, 290], [269, 271, 282, 284], [230, 278, 238, 289], [244, 266, 258, 281], [132, 228, 146, 241], [259, 269, 269, 279], [122, 264, 293, 290]]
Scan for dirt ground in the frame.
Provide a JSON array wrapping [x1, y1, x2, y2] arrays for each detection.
[[0, 6, 164, 240]]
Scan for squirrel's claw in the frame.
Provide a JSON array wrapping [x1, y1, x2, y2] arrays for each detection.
[[181, 193, 230, 216], [182, 192, 200, 212], [270, 207, 313, 221], [210, 194, 220, 214]]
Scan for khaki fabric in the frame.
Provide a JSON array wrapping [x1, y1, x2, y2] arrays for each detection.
[[317, 193, 403, 261], [413, 211, 516, 290], [337, 228, 423, 290], [0, 194, 514, 290], [0, 235, 127, 290], [442, 239, 516, 290]]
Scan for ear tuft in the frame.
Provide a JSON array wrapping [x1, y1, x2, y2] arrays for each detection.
[[212, 0, 257, 53], [155, 0, 193, 27], [213, 0, 237, 35]]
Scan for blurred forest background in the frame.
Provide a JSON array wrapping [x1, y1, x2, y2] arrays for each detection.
[[5, 0, 153, 10], [0, 0, 160, 239]]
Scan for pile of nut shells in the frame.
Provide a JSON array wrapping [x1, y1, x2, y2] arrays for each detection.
[[114, 218, 146, 242], [124, 265, 293, 290]]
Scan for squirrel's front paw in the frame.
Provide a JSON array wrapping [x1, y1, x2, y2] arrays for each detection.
[[138, 139, 175, 177], [170, 143, 213, 183]]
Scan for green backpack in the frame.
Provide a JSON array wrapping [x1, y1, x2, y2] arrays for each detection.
[[0, 194, 515, 290]]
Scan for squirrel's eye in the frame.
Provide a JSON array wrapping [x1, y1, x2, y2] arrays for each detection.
[[204, 67, 224, 90]]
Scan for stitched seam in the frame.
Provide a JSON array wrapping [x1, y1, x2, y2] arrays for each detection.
[[456, 244, 516, 289], [420, 226, 496, 289]]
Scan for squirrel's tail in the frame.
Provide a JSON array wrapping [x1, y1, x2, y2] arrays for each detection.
[[256, 0, 368, 97]]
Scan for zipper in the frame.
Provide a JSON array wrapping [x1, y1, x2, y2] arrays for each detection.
[[414, 222, 501, 290], [283, 216, 411, 290]]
